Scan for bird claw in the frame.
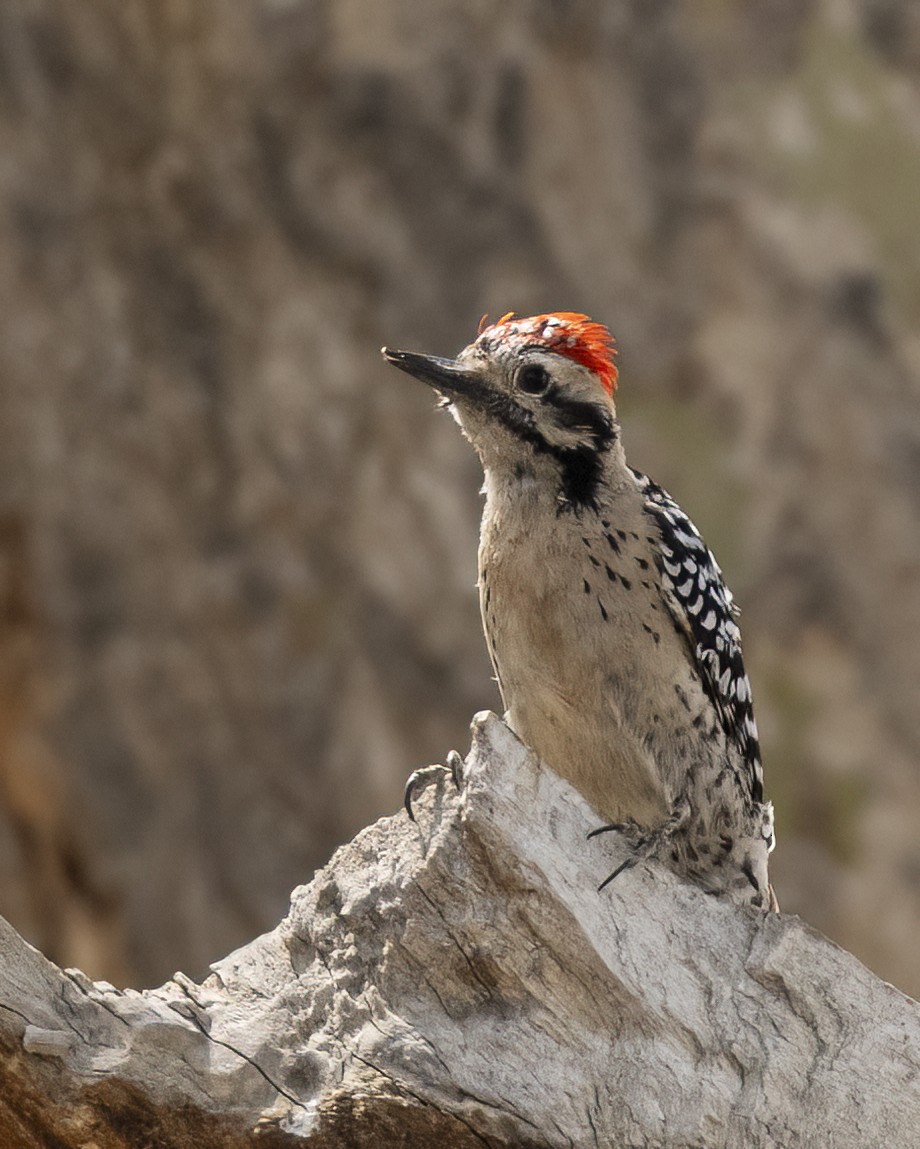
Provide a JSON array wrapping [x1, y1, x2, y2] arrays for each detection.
[[404, 750, 463, 822], [594, 796, 692, 892], [587, 818, 641, 842]]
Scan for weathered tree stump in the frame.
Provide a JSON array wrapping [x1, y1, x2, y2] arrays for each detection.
[[1, 713, 918, 1147]]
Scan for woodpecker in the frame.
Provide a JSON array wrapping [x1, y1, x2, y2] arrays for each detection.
[[383, 313, 776, 910]]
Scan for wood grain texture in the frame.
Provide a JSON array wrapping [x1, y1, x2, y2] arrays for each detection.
[[1, 713, 917, 1147]]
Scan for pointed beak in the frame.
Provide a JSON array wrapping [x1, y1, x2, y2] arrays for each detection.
[[381, 347, 482, 399]]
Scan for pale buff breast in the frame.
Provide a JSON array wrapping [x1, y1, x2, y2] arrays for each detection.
[[477, 480, 701, 826]]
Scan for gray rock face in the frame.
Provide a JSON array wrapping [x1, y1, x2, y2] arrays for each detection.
[[0, 0, 918, 997], [1, 713, 918, 1147]]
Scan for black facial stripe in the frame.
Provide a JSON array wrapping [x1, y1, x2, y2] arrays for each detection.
[[554, 445, 607, 510], [484, 392, 541, 438], [485, 389, 616, 511], [543, 385, 615, 441]]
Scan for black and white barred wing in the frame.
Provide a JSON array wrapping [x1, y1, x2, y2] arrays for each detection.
[[630, 468, 765, 805]]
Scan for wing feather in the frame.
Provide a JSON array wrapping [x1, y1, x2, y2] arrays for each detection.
[[630, 468, 764, 804]]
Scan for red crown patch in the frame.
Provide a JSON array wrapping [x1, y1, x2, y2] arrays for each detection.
[[477, 312, 618, 396]]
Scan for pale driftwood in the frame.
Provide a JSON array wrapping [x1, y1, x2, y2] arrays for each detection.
[[0, 712, 918, 1148]]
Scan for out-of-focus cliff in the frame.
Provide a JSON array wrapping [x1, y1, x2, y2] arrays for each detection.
[[0, 0, 918, 994]]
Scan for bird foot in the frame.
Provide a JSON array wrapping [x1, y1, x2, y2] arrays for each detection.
[[589, 796, 692, 891], [404, 750, 463, 822]]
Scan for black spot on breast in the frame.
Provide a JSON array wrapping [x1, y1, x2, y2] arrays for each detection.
[[583, 579, 591, 594], [616, 529, 627, 541], [673, 683, 692, 712], [605, 533, 621, 555], [635, 557, 649, 570], [598, 599, 608, 622], [619, 575, 632, 590], [589, 554, 600, 567]]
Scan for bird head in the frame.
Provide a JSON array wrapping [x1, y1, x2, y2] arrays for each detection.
[[382, 312, 620, 508]]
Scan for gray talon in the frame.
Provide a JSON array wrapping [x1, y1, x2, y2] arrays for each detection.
[[596, 796, 692, 891], [587, 818, 639, 842], [404, 753, 464, 822], [445, 750, 463, 789]]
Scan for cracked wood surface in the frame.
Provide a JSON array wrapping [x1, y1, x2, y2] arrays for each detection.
[[1, 712, 919, 1147]]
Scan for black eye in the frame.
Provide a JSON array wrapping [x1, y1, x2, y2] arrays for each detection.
[[517, 364, 550, 396]]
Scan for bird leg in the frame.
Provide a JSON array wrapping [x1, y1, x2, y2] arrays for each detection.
[[589, 794, 692, 891], [404, 750, 464, 822]]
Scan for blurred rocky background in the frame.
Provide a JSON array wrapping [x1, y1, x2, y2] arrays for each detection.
[[0, 0, 919, 995]]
